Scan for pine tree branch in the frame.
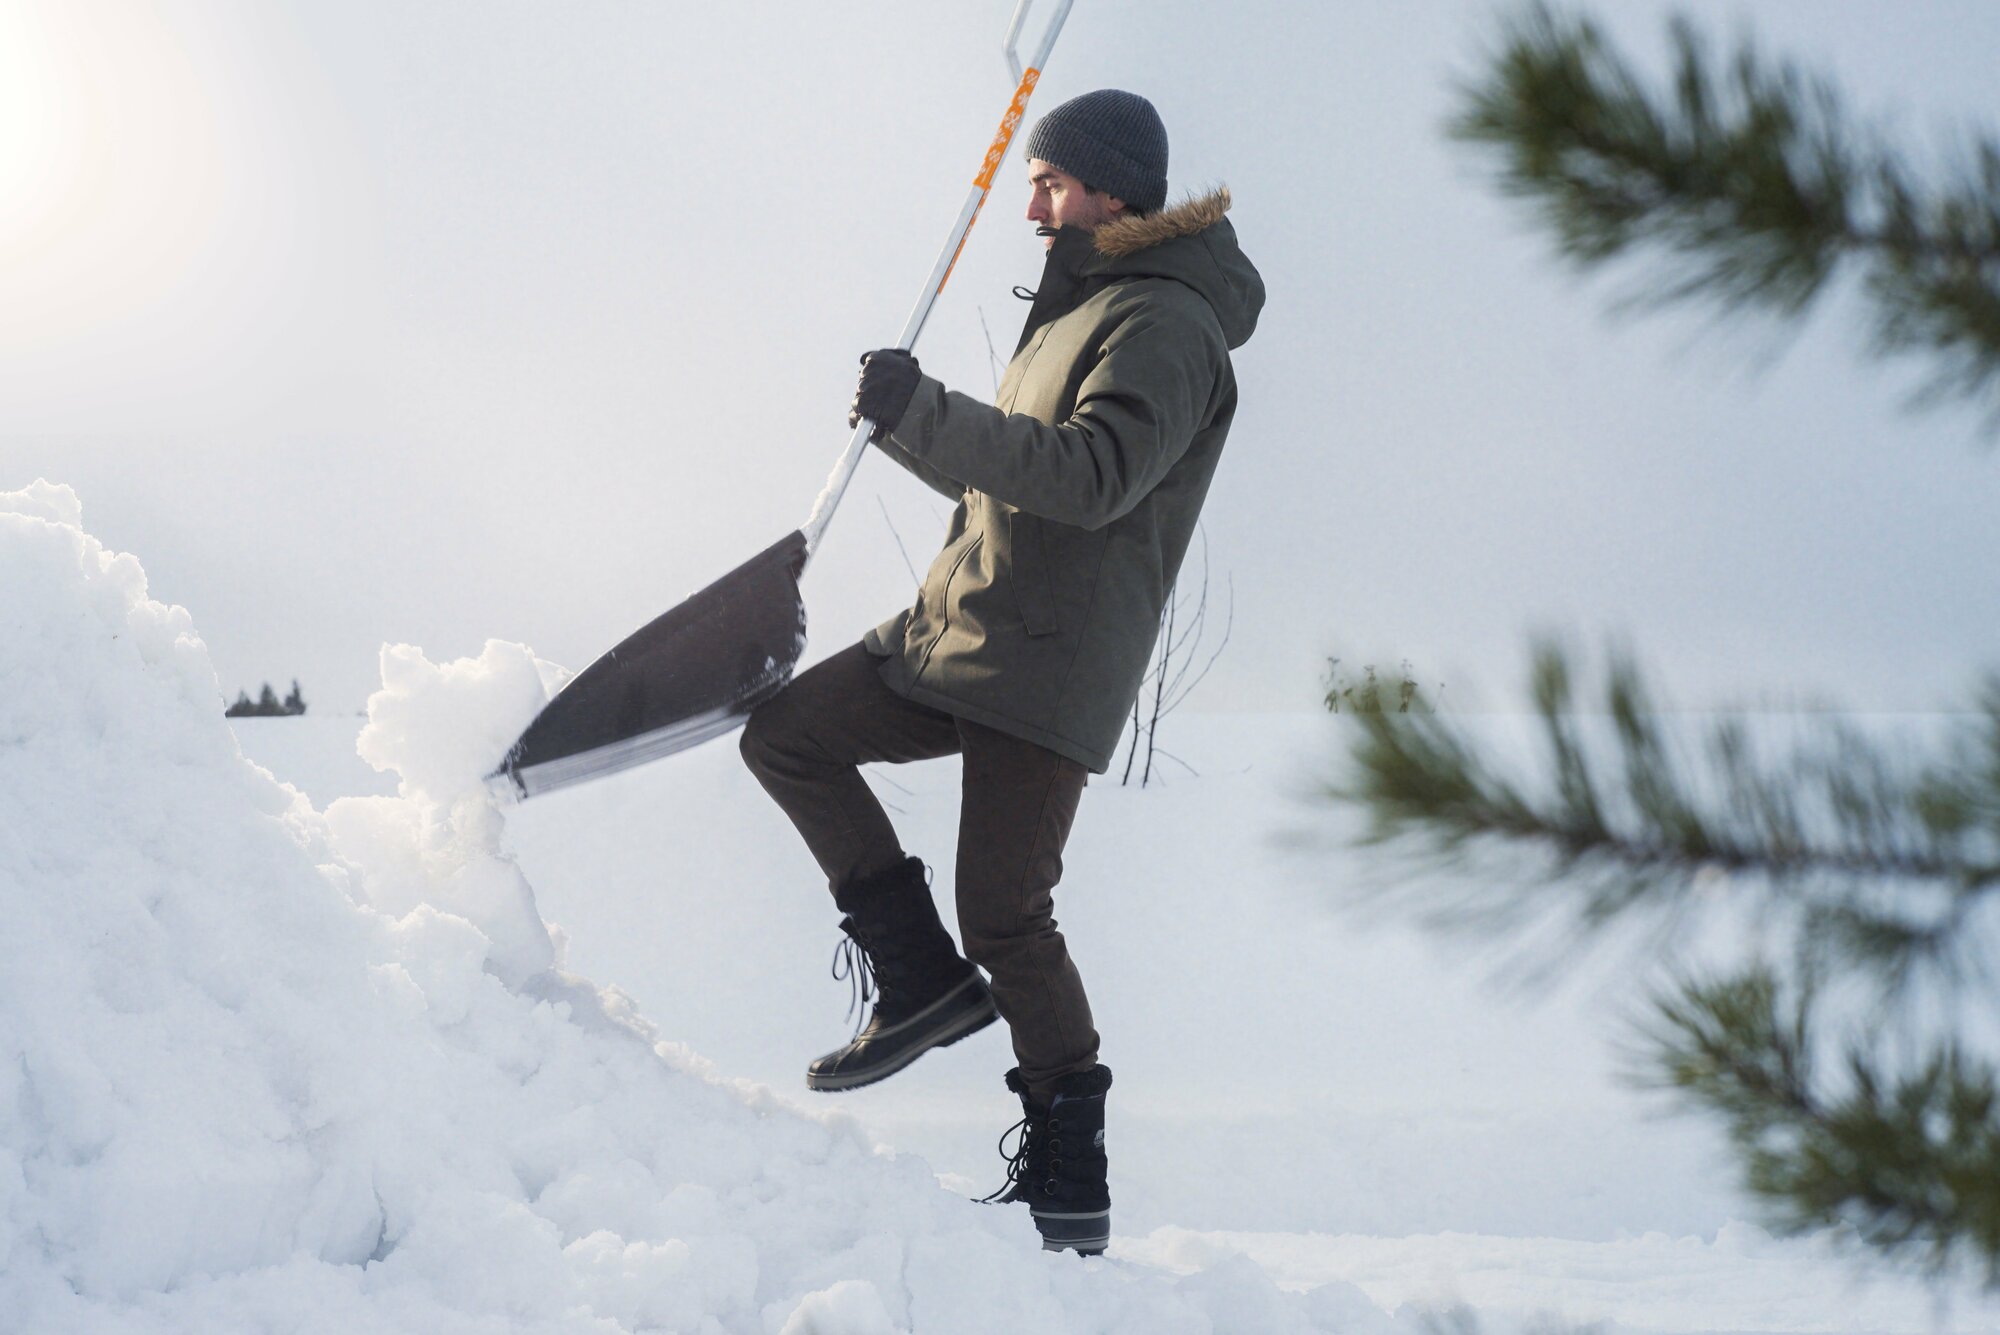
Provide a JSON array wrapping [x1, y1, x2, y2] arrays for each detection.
[[1369, 3, 2000, 1289], [1646, 968, 2000, 1282], [1329, 643, 2000, 961], [1451, 3, 2000, 431]]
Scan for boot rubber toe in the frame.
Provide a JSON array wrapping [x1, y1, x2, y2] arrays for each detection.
[[806, 974, 998, 1092]]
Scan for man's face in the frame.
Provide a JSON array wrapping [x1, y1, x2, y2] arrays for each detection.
[[1025, 159, 1126, 250]]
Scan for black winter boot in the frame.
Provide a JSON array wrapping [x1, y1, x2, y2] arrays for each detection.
[[984, 1064, 1113, 1254], [805, 857, 999, 1092]]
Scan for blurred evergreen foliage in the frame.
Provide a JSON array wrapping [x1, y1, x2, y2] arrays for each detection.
[[1329, 3, 2000, 1287], [1452, 2, 2000, 428]]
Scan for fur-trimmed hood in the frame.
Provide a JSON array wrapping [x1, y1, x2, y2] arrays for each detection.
[[1093, 186, 1236, 258], [1079, 186, 1263, 349]]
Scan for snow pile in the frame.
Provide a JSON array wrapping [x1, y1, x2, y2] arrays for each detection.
[[0, 482, 1364, 1333]]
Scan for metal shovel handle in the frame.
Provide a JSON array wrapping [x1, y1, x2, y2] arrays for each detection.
[[801, 0, 1075, 557]]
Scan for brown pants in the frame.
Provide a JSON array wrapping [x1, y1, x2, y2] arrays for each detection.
[[739, 642, 1098, 1099]]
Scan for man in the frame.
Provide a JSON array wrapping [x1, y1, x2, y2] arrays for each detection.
[[740, 88, 1263, 1255]]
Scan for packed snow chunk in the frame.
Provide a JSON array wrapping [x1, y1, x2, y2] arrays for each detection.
[[774, 1278, 897, 1335], [334, 639, 566, 983], [358, 638, 559, 804]]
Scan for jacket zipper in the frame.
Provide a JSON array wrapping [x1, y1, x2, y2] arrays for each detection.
[[913, 533, 984, 682]]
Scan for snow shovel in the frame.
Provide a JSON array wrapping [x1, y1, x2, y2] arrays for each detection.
[[489, 0, 1075, 802]]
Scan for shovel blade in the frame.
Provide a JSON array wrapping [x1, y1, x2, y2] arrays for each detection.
[[492, 530, 809, 800]]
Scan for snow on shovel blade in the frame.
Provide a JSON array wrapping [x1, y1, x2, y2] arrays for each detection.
[[490, 530, 808, 801]]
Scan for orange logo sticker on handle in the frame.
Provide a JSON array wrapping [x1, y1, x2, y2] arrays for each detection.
[[938, 195, 988, 294], [973, 67, 1041, 190]]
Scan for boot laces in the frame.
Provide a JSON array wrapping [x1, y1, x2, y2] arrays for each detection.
[[830, 926, 878, 1037], [979, 1113, 1040, 1203]]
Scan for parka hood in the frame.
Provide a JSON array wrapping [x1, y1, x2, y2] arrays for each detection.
[[1044, 187, 1264, 350]]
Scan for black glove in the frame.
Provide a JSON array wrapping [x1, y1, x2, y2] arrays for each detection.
[[849, 349, 922, 440]]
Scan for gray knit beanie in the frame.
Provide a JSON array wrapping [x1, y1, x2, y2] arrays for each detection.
[[1021, 89, 1168, 215]]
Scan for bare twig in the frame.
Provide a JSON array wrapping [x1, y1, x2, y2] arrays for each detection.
[[877, 495, 921, 587], [978, 306, 1005, 400], [1162, 574, 1235, 720], [1123, 525, 1232, 787]]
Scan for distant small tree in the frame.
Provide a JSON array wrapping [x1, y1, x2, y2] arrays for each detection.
[[1324, 658, 1438, 715], [224, 680, 310, 718]]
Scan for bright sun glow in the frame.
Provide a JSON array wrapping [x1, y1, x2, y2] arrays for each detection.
[[0, 2, 377, 435], [0, 3, 227, 350]]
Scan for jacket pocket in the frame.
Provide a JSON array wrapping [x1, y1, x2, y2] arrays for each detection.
[[1008, 510, 1061, 637]]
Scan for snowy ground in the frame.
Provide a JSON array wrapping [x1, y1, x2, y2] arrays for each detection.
[[235, 704, 2000, 1334], [7, 480, 1996, 1333]]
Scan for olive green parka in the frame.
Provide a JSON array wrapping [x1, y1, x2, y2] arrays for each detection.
[[864, 188, 1264, 772]]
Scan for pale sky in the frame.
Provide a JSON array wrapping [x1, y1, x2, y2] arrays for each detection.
[[7, 0, 2000, 721]]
